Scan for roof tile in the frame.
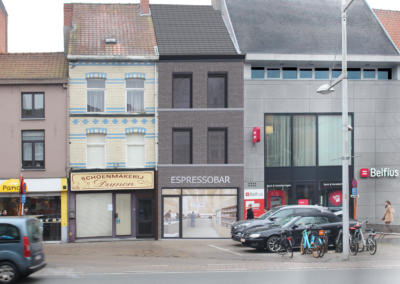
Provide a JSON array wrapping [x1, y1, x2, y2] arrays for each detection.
[[373, 9, 400, 52]]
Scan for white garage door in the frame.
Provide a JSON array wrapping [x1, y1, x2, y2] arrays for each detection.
[[76, 193, 112, 238]]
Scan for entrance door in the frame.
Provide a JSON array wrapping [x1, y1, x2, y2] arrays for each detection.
[[162, 196, 180, 238], [116, 193, 132, 236], [136, 197, 153, 237], [292, 182, 317, 205]]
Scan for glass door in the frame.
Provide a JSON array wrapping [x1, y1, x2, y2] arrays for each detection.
[[162, 196, 180, 238], [136, 197, 153, 237], [292, 182, 317, 206], [116, 193, 132, 236]]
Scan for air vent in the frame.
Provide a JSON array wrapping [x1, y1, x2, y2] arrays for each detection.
[[247, 182, 257, 188], [106, 39, 117, 44]]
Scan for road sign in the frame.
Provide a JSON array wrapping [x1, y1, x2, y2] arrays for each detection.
[[22, 183, 27, 194], [351, 195, 359, 198], [352, 187, 357, 195], [352, 178, 358, 188], [21, 194, 26, 204]]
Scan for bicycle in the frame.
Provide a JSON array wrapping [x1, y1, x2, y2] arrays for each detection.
[[335, 227, 359, 256], [364, 227, 377, 255], [273, 229, 294, 258], [300, 224, 324, 258], [319, 230, 331, 258], [353, 220, 368, 252]]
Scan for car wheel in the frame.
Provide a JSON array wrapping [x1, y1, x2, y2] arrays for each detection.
[[0, 262, 19, 284], [266, 235, 280, 253]]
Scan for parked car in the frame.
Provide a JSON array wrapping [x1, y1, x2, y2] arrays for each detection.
[[231, 205, 330, 241], [240, 211, 356, 252], [0, 217, 46, 283]]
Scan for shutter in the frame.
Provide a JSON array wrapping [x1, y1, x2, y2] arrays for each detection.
[[76, 193, 112, 238]]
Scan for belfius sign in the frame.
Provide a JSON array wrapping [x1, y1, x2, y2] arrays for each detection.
[[360, 168, 399, 178]]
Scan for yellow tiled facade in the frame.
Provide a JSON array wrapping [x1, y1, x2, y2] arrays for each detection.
[[69, 61, 157, 169]]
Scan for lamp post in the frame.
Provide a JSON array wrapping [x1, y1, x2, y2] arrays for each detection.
[[317, 0, 354, 260]]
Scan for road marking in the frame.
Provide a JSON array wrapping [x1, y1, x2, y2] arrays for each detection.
[[289, 267, 330, 270], [134, 265, 169, 267], [125, 271, 166, 273], [209, 245, 243, 256], [207, 264, 239, 266], [206, 268, 247, 271]]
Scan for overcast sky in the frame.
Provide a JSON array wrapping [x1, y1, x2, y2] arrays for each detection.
[[2, 0, 400, 53]]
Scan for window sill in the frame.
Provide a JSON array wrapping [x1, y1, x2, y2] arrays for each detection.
[[21, 118, 45, 121], [21, 168, 46, 171]]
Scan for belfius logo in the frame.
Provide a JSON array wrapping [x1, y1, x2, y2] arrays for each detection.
[[360, 168, 399, 178]]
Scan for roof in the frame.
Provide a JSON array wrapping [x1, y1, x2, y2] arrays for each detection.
[[0, 0, 7, 16], [225, 0, 399, 55], [287, 212, 342, 223], [373, 9, 400, 52], [68, 4, 157, 56], [0, 53, 68, 79], [150, 5, 237, 55]]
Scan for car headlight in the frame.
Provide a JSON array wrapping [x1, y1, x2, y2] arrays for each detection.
[[249, 233, 261, 238], [239, 223, 250, 228], [235, 232, 242, 236]]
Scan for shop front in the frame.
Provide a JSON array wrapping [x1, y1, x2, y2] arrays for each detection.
[[0, 178, 68, 242], [69, 169, 155, 241]]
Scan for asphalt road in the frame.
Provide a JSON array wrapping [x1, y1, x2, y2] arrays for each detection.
[[19, 268, 400, 284]]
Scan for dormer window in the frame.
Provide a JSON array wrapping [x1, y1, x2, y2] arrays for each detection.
[[106, 38, 117, 44]]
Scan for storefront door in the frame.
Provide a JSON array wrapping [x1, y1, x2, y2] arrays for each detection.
[[116, 193, 132, 236], [136, 197, 153, 237], [292, 182, 317, 205], [162, 196, 181, 238]]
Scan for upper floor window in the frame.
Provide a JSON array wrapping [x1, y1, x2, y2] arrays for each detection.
[[251, 67, 264, 79], [282, 68, 297, 79], [173, 129, 192, 164], [173, 75, 192, 108], [22, 93, 44, 118], [208, 74, 227, 108], [126, 79, 145, 113], [87, 79, 105, 113], [22, 130, 45, 169], [126, 133, 145, 168], [378, 69, 392, 80], [348, 68, 361, 80], [315, 68, 329, 79], [208, 129, 227, 164], [87, 134, 106, 168]]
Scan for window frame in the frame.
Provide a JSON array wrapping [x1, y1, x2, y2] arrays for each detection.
[[86, 134, 107, 169], [207, 128, 228, 164], [126, 133, 146, 168], [125, 79, 146, 113], [172, 128, 193, 164], [207, 73, 228, 108], [21, 93, 45, 119], [86, 79, 106, 113], [172, 74, 192, 109], [21, 130, 45, 170]]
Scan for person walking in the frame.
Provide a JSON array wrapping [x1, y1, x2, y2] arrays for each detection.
[[264, 207, 270, 214], [247, 204, 254, 220], [190, 211, 195, 227], [382, 200, 395, 232]]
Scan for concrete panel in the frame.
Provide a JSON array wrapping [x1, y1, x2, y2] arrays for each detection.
[[244, 84, 269, 99], [357, 205, 376, 219], [354, 139, 375, 153], [244, 127, 258, 142], [376, 153, 400, 166], [354, 127, 375, 140], [244, 113, 264, 128], [286, 84, 309, 99], [331, 98, 354, 113], [353, 152, 375, 166], [376, 127, 400, 140], [244, 141, 264, 155], [264, 84, 288, 99], [356, 178, 376, 193], [375, 112, 398, 127], [357, 192, 376, 206], [376, 140, 397, 153], [374, 192, 400, 205], [309, 99, 332, 112], [245, 98, 264, 113], [244, 154, 264, 168], [375, 99, 400, 113], [244, 168, 264, 182], [354, 113, 376, 127], [264, 99, 287, 112], [353, 84, 376, 99], [286, 99, 310, 112], [354, 99, 376, 113], [375, 178, 400, 192]]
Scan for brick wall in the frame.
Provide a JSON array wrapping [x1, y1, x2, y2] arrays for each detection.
[[140, 0, 150, 15], [0, 1, 7, 53], [64, 4, 73, 26]]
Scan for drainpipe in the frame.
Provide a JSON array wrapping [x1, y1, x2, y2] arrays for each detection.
[[154, 63, 158, 171]]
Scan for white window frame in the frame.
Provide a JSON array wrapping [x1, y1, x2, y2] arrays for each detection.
[[126, 133, 146, 168], [361, 67, 377, 80], [86, 134, 107, 168], [86, 79, 106, 113], [125, 79, 146, 113]]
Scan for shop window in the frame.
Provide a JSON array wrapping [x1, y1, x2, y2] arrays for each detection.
[[0, 224, 20, 243], [173, 75, 192, 108], [332, 69, 342, 79], [378, 69, 392, 80], [208, 74, 227, 108], [282, 68, 297, 79], [126, 133, 145, 168], [126, 79, 145, 112], [363, 69, 376, 79], [315, 68, 329, 79], [87, 134, 106, 168], [251, 67, 265, 79], [265, 115, 291, 167], [299, 69, 312, 79], [172, 129, 192, 164], [293, 115, 316, 166], [87, 79, 105, 113], [348, 68, 361, 80], [22, 93, 44, 118], [266, 183, 292, 208], [267, 69, 280, 78], [22, 130, 45, 169], [208, 129, 227, 164]]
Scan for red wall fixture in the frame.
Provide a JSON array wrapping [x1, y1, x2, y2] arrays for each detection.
[[253, 127, 260, 143], [267, 190, 285, 209]]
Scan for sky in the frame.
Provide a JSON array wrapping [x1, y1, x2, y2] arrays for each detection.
[[2, 0, 400, 53]]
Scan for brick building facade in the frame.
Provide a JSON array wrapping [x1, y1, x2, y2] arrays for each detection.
[[0, 0, 7, 53]]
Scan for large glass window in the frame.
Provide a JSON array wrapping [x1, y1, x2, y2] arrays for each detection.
[[266, 183, 293, 208], [348, 68, 361, 80], [265, 115, 291, 167], [293, 115, 316, 166], [299, 69, 312, 79], [22, 130, 44, 169], [126, 79, 144, 112], [87, 134, 106, 168], [315, 68, 329, 79], [267, 69, 280, 78], [22, 93, 44, 118], [173, 130, 192, 164], [126, 133, 145, 167], [173, 75, 191, 108], [251, 67, 264, 79], [363, 69, 376, 79], [208, 75, 226, 108], [282, 68, 297, 79], [208, 129, 227, 164], [87, 79, 105, 112], [378, 69, 392, 80], [332, 69, 342, 79]]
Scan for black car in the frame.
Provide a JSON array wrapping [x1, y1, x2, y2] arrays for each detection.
[[240, 211, 356, 252], [231, 205, 330, 242]]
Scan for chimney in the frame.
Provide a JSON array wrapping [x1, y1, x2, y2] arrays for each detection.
[[212, 0, 221, 10], [140, 0, 150, 16], [63, 4, 73, 54], [0, 0, 8, 53]]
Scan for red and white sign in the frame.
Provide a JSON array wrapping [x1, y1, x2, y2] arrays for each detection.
[[253, 127, 260, 143], [328, 190, 342, 207], [244, 189, 264, 219], [360, 168, 369, 178], [298, 199, 309, 205]]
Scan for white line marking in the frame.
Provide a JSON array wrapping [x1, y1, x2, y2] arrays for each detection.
[[209, 245, 243, 256], [124, 271, 166, 273], [207, 264, 239, 266], [134, 265, 169, 267], [289, 267, 330, 270], [206, 268, 247, 271]]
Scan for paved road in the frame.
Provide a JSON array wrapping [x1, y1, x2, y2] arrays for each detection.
[[20, 268, 400, 284]]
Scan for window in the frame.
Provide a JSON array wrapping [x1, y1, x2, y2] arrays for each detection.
[[87, 79, 105, 112], [265, 115, 291, 167], [0, 224, 20, 243], [282, 68, 297, 79], [272, 209, 294, 219], [378, 69, 392, 80], [293, 115, 316, 166], [27, 220, 41, 243], [173, 75, 191, 108], [22, 93, 44, 118], [173, 130, 192, 164], [208, 129, 227, 164], [267, 69, 280, 78], [348, 68, 361, 80], [251, 67, 264, 79], [315, 68, 329, 79], [363, 69, 375, 79], [299, 69, 312, 79], [87, 134, 106, 168], [208, 75, 227, 108], [126, 79, 145, 112], [22, 131, 44, 169], [126, 133, 145, 167], [294, 217, 315, 227], [332, 69, 342, 79]]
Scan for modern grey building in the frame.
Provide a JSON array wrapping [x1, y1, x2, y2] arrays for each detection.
[[222, 0, 400, 225], [151, 3, 245, 239]]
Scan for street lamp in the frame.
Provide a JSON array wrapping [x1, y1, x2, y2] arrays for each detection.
[[317, 0, 354, 260]]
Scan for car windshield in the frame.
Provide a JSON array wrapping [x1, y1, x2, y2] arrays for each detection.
[[256, 209, 277, 220], [272, 215, 298, 227]]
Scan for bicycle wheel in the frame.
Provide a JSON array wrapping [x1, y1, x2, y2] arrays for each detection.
[[368, 237, 377, 255], [356, 231, 364, 252], [300, 237, 306, 255], [349, 236, 358, 256], [287, 246, 293, 258], [312, 237, 323, 258], [335, 233, 342, 253], [319, 238, 326, 258]]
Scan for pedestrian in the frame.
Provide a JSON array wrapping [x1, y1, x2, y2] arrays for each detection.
[[190, 211, 195, 227], [247, 204, 254, 220], [1, 209, 7, 216], [382, 200, 395, 226], [264, 207, 270, 213], [164, 210, 172, 224]]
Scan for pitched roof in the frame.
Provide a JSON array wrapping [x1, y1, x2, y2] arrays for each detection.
[[373, 9, 400, 52], [225, 0, 399, 55], [0, 0, 7, 16], [68, 4, 157, 56], [150, 5, 237, 55], [0, 53, 67, 79]]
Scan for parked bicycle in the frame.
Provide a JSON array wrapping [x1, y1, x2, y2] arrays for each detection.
[[335, 227, 359, 256], [353, 221, 377, 254], [273, 229, 294, 258], [319, 229, 331, 258], [300, 224, 325, 258]]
